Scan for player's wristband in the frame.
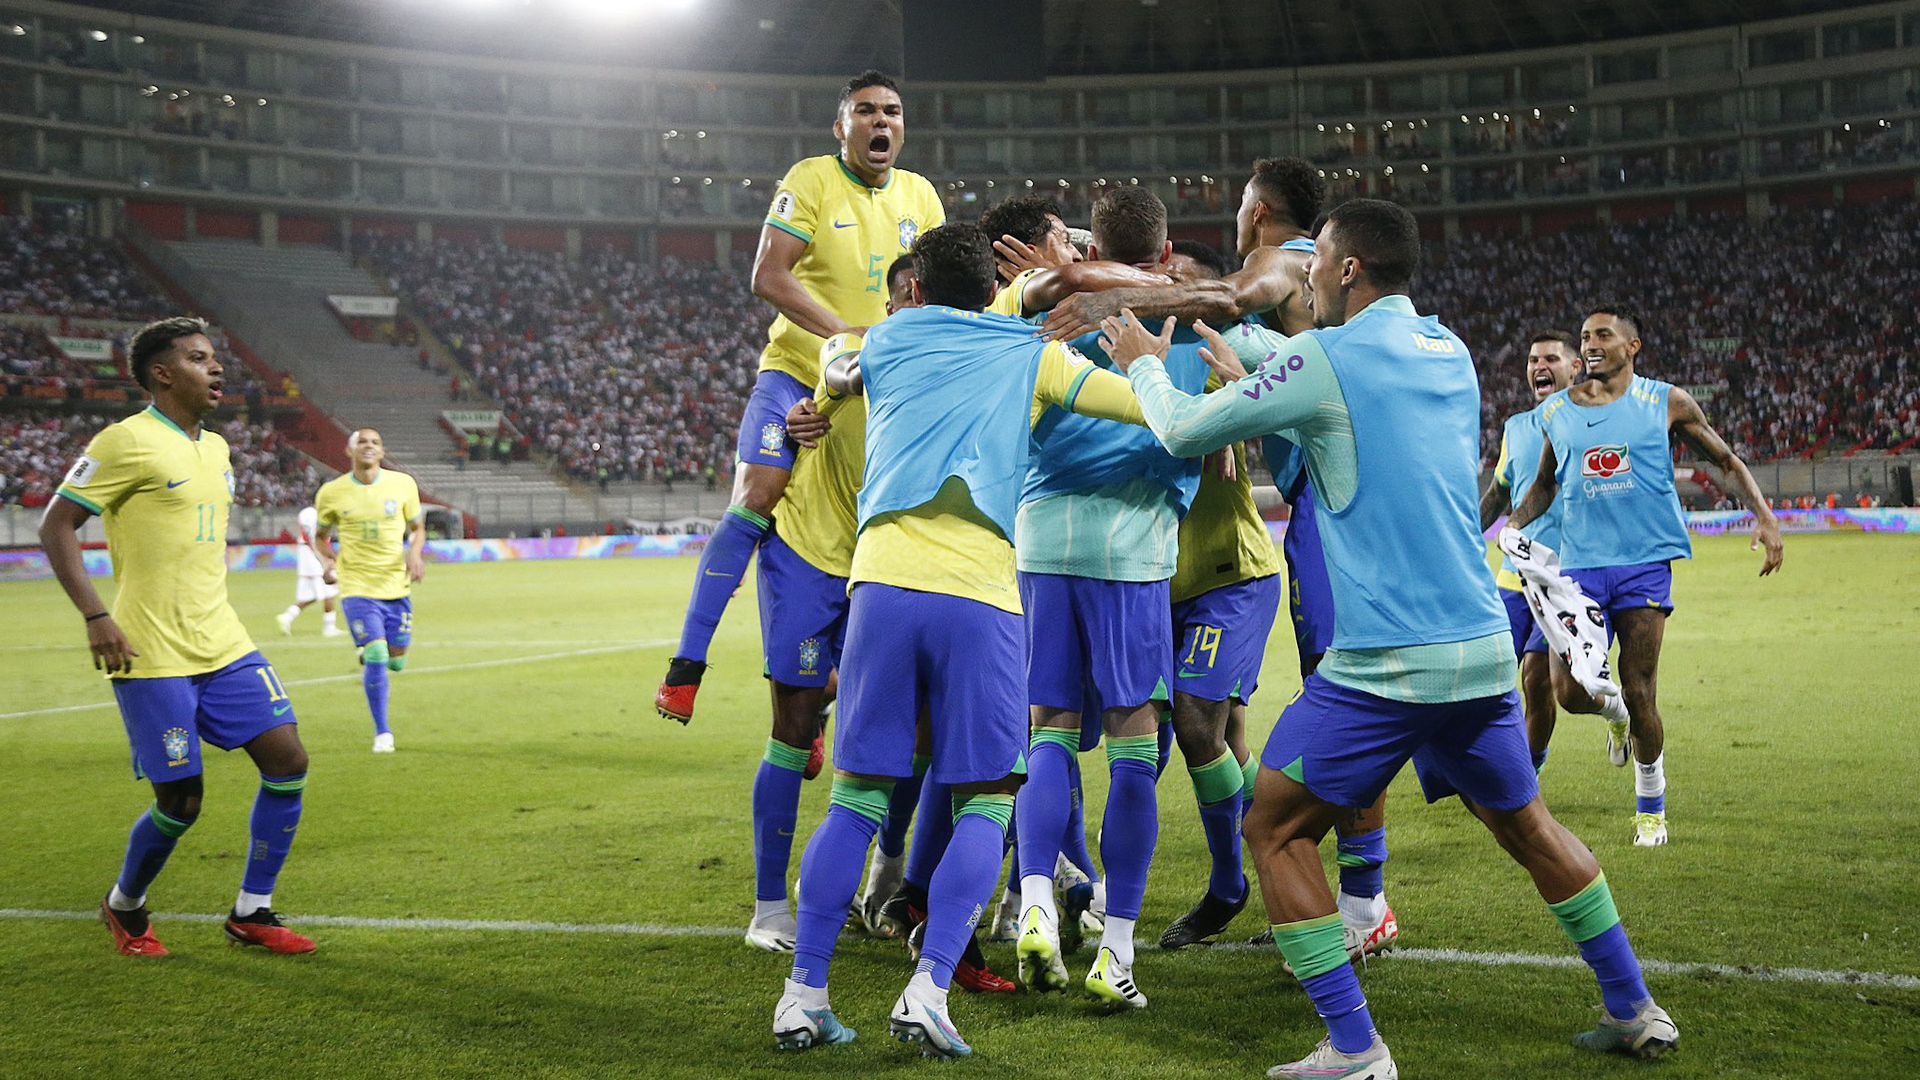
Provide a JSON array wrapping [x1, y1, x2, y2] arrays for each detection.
[[84, 611, 111, 623]]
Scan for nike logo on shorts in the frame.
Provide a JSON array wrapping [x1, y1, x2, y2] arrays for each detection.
[[273, 704, 293, 717]]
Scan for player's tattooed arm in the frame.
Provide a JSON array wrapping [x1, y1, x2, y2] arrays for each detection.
[[1017, 262, 1173, 319], [1506, 442, 1559, 531], [38, 497, 138, 674], [750, 225, 856, 341], [1041, 280, 1237, 342], [1479, 475, 1512, 532], [1670, 386, 1783, 576]]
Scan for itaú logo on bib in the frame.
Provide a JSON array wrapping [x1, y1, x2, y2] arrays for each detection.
[[1582, 444, 1631, 479]]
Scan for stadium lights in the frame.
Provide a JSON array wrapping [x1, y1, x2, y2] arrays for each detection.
[[559, 0, 695, 24], [1460, 115, 1469, 123], [1843, 123, 1851, 131], [695, 131, 706, 139], [701, 177, 712, 185], [1316, 124, 1325, 132], [740, 178, 751, 186], [1383, 166, 1393, 176], [671, 176, 682, 183], [257, 98, 269, 106], [1420, 163, 1430, 172], [88, 29, 107, 41], [1533, 108, 1542, 119], [1023, 179, 1034, 187], [9, 24, 25, 35], [664, 130, 678, 138], [140, 85, 158, 96], [131, 34, 144, 43], [1057, 179, 1069, 187]]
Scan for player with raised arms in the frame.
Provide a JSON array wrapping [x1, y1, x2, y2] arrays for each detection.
[[313, 428, 424, 754], [1480, 330, 1587, 768], [40, 316, 316, 958], [770, 223, 1145, 1059], [656, 69, 944, 726], [1508, 307, 1783, 847], [1105, 199, 1679, 1075], [275, 503, 344, 638]]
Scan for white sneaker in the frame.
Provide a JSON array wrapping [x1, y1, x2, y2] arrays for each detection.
[[773, 979, 855, 1051], [985, 895, 1020, 943], [889, 979, 971, 1059], [1606, 719, 1633, 767], [275, 611, 294, 636], [1573, 1000, 1679, 1059], [372, 732, 396, 754], [1015, 905, 1070, 992], [745, 908, 798, 953], [322, 625, 345, 638], [1267, 1036, 1398, 1079], [1632, 811, 1668, 847], [1084, 946, 1148, 1009]]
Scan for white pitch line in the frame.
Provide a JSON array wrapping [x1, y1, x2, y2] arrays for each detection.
[[0, 639, 675, 722], [2, 908, 1913, 991]]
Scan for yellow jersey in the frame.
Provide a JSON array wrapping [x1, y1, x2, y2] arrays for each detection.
[[1170, 439, 1283, 604], [760, 155, 945, 386], [54, 406, 253, 679], [850, 342, 1144, 613], [985, 268, 1043, 319], [779, 335, 869, 578], [315, 468, 422, 600]]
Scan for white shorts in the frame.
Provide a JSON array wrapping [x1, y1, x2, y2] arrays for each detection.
[[296, 574, 340, 604]]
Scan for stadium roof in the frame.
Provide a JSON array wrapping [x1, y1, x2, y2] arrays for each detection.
[[75, 0, 1880, 76]]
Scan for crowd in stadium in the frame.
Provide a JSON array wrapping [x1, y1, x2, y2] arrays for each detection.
[[1, 408, 322, 508], [1433, 199, 1920, 462], [360, 237, 752, 485], [0, 218, 174, 323]]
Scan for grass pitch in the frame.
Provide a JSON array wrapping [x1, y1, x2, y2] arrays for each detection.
[[2, 533, 1916, 1079]]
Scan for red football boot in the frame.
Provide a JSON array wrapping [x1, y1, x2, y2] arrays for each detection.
[[100, 897, 169, 957], [655, 658, 706, 725], [223, 909, 317, 955], [804, 735, 825, 781]]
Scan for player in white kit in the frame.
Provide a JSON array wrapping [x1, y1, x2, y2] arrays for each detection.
[[276, 506, 343, 637]]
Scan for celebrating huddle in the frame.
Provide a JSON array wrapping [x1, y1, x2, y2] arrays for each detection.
[[651, 70, 1784, 1076]]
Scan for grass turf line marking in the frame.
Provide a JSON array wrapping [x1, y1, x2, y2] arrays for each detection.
[[0, 639, 674, 722], [3, 909, 1913, 991]]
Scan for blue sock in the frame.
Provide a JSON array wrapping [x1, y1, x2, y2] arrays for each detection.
[[752, 740, 809, 902], [1100, 751, 1159, 921], [1637, 793, 1666, 814], [1301, 966, 1378, 1054], [790, 803, 880, 989], [1336, 827, 1388, 899], [1015, 736, 1074, 882], [675, 506, 769, 664], [1532, 747, 1550, 774], [1062, 753, 1099, 881], [1580, 923, 1653, 1020], [903, 778, 953, 892], [242, 774, 305, 895], [1155, 719, 1175, 779], [918, 804, 1011, 990], [116, 804, 192, 900], [363, 663, 390, 736], [878, 757, 928, 860], [1198, 794, 1246, 902]]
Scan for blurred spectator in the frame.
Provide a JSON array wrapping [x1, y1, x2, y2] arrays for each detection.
[[0, 218, 173, 322], [0, 408, 321, 508]]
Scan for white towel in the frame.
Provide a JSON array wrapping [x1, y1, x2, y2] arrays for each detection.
[[1497, 527, 1626, 719]]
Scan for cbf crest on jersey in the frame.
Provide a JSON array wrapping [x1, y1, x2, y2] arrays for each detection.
[[898, 217, 918, 250], [384, 499, 399, 516]]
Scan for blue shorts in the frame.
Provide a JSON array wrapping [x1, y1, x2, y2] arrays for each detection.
[[1019, 572, 1172, 715], [1500, 587, 1548, 657], [1569, 563, 1675, 628], [343, 596, 414, 650], [837, 583, 1028, 786], [1261, 674, 1539, 812], [112, 651, 295, 781], [757, 531, 848, 688], [1282, 488, 1335, 663], [735, 370, 812, 472], [1171, 574, 1283, 704]]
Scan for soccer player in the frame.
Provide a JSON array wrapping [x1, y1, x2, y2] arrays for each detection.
[[1003, 187, 1210, 1010], [39, 316, 315, 957], [656, 69, 944, 724], [314, 428, 424, 754], [275, 504, 343, 637], [1036, 156, 1325, 340], [771, 223, 1144, 1059], [1508, 307, 1783, 847], [1480, 331, 1585, 764], [744, 255, 917, 953], [1107, 199, 1679, 1074], [1150, 240, 1285, 950]]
